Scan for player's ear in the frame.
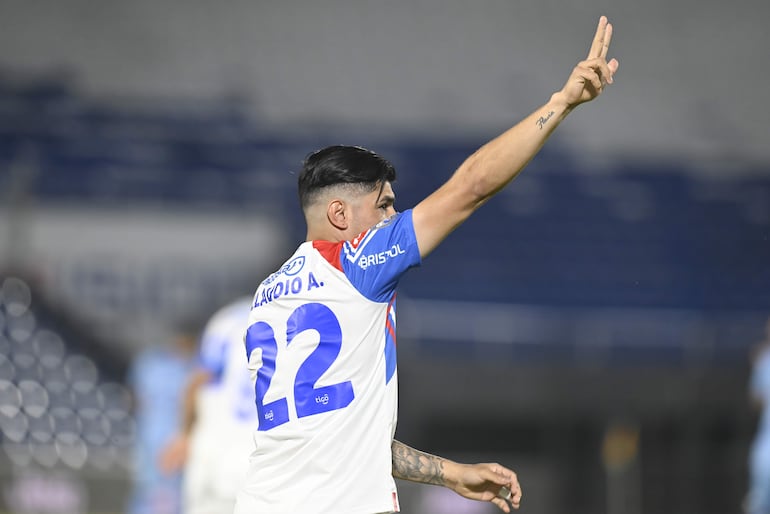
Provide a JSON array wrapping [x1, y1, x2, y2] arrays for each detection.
[[327, 199, 349, 230]]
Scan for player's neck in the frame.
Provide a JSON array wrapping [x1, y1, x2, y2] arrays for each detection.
[[306, 227, 346, 243]]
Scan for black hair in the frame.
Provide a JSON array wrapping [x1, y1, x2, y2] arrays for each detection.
[[298, 145, 396, 210]]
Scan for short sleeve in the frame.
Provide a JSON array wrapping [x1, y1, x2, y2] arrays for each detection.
[[314, 210, 421, 303]]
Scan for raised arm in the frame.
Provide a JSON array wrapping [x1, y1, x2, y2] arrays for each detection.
[[412, 16, 619, 258], [392, 440, 522, 512]]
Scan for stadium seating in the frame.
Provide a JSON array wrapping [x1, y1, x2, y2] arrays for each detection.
[[0, 275, 134, 473], [1, 75, 769, 364]]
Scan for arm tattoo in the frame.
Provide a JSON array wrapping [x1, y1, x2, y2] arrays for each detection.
[[391, 440, 446, 486], [536, 110, 555, 129]]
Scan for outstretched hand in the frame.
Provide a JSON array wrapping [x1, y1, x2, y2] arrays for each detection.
[[449, 462, 522, 512], [558, 16, 619, 108]]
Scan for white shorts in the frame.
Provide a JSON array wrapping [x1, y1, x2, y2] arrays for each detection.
[[183, 424, 254, 514]]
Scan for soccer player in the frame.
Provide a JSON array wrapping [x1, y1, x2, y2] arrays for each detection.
[[160, 297, 256, 514], [235, 16, 618, 514], [128, 324, 198, 514]]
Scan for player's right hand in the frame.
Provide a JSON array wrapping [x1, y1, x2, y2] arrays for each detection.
[[556, 16, 619, 108]]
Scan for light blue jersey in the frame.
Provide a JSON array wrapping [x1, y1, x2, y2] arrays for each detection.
[[129, 347, 195, 514], [749, 347, 770, 514]]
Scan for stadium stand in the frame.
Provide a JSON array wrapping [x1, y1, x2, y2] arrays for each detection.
[[1, 76, 768, 315], [1, 74, 768, 514], [0, 274, 133, 512]]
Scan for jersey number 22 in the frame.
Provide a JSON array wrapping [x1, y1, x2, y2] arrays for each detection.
[[245, 302, 355, 431]]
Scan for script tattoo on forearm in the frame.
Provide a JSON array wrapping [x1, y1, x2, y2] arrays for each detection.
[[391, 440, 445, 486], [536, 110, 555, 129]]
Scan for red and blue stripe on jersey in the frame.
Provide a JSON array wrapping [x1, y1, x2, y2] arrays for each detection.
[[312, 209, 421, 384]]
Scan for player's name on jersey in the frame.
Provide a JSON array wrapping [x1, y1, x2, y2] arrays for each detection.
[[253, 271, 324, 308]]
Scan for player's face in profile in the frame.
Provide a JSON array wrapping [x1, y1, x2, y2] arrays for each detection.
[[350, 181, 396, 235]]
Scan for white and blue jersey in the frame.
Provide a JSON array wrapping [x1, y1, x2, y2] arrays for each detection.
[[235, 210, 421, 514], [184, 298, 255, 514], [196, 298, 256, 426]]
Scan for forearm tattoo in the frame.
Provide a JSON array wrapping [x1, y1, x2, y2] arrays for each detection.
[[391, 440, 446, 486], [536, 110, 555, 129]]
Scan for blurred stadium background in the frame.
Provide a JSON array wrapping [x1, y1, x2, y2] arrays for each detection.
[[1, 1, 769, 513]]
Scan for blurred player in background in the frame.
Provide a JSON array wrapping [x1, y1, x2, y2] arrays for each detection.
[[235, 16, 617, 514], [127, 321, 199, 514], [747, 318, 770, 514], [160, 297, 255, 514]]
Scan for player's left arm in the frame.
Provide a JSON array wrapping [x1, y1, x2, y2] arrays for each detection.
[[391, 440, 522, 512]]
